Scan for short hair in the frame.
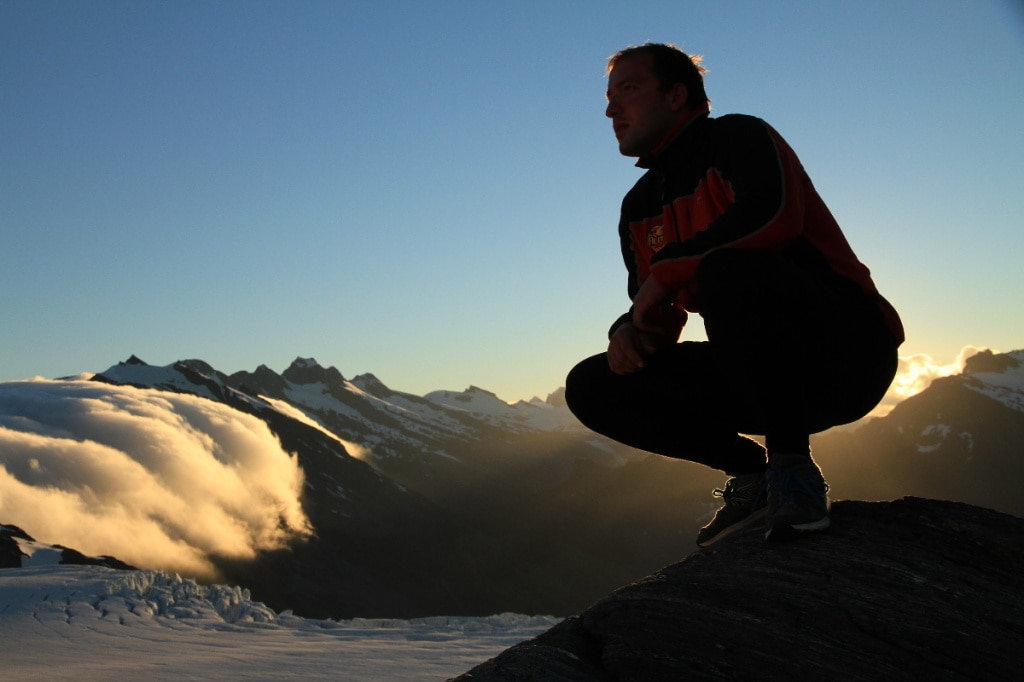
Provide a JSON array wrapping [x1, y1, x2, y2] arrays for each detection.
[[608, 43, 710, 108]]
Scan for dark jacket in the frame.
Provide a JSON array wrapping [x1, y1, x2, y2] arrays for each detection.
[[611, 108, 904, 344]]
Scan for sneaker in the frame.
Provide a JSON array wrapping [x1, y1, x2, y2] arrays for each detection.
[[696, 470, 768, 547], [764, 454, 831, 542]]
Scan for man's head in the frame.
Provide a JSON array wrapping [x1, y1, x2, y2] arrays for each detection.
[[605, 43, 709, 158]]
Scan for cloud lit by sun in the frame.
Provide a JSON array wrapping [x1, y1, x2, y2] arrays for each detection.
[[870, 345, 989, 417], [0, 380, 312, 581]]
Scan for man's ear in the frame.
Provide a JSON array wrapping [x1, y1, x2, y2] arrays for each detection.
[[668, 83, 689, 111]]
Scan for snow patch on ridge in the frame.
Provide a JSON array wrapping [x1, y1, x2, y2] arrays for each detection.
[[963, 352, 1024, 413]]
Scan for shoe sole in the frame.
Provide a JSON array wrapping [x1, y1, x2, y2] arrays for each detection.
[[696, 506, 768, 547], [765, 515, 831, 542]]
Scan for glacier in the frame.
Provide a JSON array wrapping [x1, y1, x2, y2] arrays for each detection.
[[0, 562, 557, 680]]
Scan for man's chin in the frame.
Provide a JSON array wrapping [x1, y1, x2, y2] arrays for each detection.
[[617, 142, 641, 157]]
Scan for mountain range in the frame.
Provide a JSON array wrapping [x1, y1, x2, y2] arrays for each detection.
[[2, 348, 1022, 619]]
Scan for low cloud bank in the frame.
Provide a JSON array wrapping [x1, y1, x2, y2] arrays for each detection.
[[0, 380, 311, 580], [872, 345, 986, 416]]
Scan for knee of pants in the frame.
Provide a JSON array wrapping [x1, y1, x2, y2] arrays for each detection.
[[564, 354, 609, 420]]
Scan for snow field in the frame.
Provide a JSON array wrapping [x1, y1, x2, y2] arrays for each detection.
[[0, 565, 558, 681]]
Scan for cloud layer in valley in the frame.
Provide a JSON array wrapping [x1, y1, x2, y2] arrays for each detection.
[[0, 380, 311, 579]]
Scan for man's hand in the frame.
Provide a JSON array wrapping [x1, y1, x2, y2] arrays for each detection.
[[608, 323, 677, 375], [631, 275, 685, 334], [607, 275, 688, 374]]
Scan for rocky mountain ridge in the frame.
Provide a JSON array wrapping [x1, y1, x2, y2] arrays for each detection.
[[89, 354, 685, 618], [813, 348, 1024, 518], [2, 348, 1022, 619]]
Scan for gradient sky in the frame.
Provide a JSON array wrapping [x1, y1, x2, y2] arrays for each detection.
[[3, 0, 1023, 402]]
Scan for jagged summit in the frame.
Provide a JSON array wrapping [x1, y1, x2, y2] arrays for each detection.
[[544, 386, 567, 408], [229, 363, 288, 396], [351, 372, 394, 399], [963, 347, 1021, 375], [960, 348, 1024, 413], [175, 358, 218, 376], [281, 356, 346, 386]]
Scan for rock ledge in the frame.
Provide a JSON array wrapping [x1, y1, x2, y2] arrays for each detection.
[[453, 497, 1024, 681]]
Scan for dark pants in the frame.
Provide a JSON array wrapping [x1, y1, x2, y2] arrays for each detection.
[[565, 249, 899, 475]]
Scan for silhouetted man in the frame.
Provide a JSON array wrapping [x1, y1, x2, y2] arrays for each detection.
[[566, 43, 903, 544]]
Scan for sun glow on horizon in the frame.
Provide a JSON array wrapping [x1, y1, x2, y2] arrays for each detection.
[[870, 345, 989, 417]]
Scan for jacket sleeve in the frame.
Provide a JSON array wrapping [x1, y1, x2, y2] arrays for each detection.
[[609, 196, 639, 338], [648, 118, 806, 291]]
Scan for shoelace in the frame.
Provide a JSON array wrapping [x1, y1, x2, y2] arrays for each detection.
[[713, 477, 767, 507]]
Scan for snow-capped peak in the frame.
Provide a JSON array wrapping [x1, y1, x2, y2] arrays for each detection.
[[961, 349, 1024, 412], [282, 357, 346, 386]]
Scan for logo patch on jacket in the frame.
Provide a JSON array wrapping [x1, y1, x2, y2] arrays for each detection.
[[647, 224, 665, 252]]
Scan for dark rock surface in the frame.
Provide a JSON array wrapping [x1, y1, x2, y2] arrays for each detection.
[[0, 524, 33, 568], [1, 524, 138, 571], [452, 498, 1024, 681]]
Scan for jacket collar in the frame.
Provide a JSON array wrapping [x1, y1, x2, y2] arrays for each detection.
[[636, 105, 711, 170]]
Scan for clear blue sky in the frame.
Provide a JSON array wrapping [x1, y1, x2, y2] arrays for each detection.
[[3, 0, 1023, 401]]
